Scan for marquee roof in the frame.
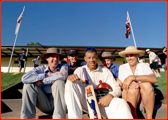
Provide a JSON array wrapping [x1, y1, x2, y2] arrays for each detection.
[[1, 45, 164, 59]]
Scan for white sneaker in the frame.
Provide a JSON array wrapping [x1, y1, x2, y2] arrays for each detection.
[[155, 73, 159, 77], [158, 73, 161, 77]]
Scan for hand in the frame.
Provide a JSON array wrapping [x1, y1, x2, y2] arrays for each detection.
[[54, 71, 67, 76], [35, 80, 43, 87], [67, 74, 80, 83], [123, 75, 135, 90], [129, 81, 139, 89], [98, 94, 114, 107]]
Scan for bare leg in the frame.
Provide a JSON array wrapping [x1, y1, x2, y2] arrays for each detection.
[[140, 82, 155, 119], [19, 67, 22, 72], [122, 88, 140, 119]]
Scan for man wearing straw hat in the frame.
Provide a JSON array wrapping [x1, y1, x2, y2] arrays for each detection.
[[20, 48, 68, 119], [118, 46, 157, 119], [100, 51, 122, 87]]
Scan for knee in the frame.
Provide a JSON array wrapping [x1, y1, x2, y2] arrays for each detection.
[[140, 82, 154, 94], [52, 80, 65, 90], [127, 88, 140, 96], [116, 98, 130, 108], [23, 83, 36, 91]]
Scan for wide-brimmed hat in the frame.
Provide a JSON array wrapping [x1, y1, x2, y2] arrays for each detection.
[[41, 48, 65, 60], [118, 46, 145, 57], [100, 51, 116, 59]]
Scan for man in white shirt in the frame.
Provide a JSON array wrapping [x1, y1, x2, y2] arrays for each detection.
[[146, 49, 161, 77], [32, 56, 40, 67], [118, 46, 157, 119], [65, 47, 133, 119]]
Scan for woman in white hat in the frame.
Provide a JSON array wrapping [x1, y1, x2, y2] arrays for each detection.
[[118, 46, 157, 119]]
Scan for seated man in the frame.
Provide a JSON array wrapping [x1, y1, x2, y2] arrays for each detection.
[[100, 51, 122, 87], [118, 46, 157, 119], [65, 49, 86, 75], [20, 48, 68, 119], [65, 47, 133, 119]]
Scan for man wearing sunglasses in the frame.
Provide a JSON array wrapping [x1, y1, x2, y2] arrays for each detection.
[[65, 47, 133, 119]]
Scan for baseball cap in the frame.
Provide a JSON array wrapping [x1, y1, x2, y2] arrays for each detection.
[[37, 56, 40, 58], [68, 49, 78, 56]]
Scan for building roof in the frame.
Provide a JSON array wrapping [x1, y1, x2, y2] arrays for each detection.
[[1, 45, 164, 59]]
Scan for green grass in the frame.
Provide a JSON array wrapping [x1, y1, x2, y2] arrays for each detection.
[[153, 71, 167, 93], [1, 72, 167, 93], [1, 72, 25, 91]]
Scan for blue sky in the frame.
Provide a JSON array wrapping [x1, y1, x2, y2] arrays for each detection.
[[1, 1, 167, 48]]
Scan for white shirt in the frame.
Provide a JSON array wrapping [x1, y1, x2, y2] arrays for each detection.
[[32, 59, 40, 65], [74, 65, 121, 98], [118, 63, 153, 83], [149, 52, 157, 64]]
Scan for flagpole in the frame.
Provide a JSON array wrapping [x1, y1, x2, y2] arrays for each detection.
[[127, 11, 137, 48], [7, 33, 19, 72], [7, 6, 25, 73]]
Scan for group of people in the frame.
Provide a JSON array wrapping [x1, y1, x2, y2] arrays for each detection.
[[20, 46, 158, 119]]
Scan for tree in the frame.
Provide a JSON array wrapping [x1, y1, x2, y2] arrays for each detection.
[[27, 42, 42, 46]]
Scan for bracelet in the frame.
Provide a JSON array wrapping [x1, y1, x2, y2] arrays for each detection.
[[134, 75, 136, 81]]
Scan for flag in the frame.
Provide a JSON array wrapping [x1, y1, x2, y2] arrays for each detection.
[[125, 12, 131, 39], [15, 6, 25, 34]]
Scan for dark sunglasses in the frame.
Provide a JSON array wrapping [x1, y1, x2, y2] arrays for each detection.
[[85, 47, 97, 53]]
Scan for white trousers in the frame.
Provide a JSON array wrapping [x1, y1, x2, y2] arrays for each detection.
[[65, 80, 133, 119]]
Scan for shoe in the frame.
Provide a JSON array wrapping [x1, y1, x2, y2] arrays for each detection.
[[158, 73, 161, 77]]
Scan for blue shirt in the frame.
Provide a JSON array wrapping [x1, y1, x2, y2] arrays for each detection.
[[22, 64, 68, 93], [19, 54, 27, 61], [109, 63, 119, 78], [65, 60, 87, 75]]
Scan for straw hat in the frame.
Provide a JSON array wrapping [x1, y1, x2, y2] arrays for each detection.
[[118, 46, 145, 57], [41, 48, 65, 60], [100, 51, 116, 59]]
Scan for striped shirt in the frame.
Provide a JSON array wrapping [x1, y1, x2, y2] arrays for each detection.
[[22, 64, 68, 93]]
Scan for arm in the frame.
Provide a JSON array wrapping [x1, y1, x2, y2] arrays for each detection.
[[105, 68, 121, 98], [98, 68, 121, 107], [22, 65, 47, 84], [152, 55, 157, 62], [42, 65, 68, 84], [122, 63, 157, 90]]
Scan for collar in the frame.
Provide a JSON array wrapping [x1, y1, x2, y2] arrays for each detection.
[[44, 64, 61, 73], [125, 63, 140, 74], [67, 60, 80, 67], [85, 64, 100, 72], [110, 63, 115, 69]]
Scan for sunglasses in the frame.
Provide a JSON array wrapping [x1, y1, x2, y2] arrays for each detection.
[[85, 47, 97, 53]]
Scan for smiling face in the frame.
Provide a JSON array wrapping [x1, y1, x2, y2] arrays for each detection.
[[125, 54, 138, 67], [46, 54, 60, 71], [68, 54, 78, 65], [84, 51, 98, 71], [101, 58, 113, 69]]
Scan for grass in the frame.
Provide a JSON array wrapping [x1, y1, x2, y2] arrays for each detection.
[[1, 72, 167, 93], [1, 72, 25, 91], [153, 71, 167, 93]]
